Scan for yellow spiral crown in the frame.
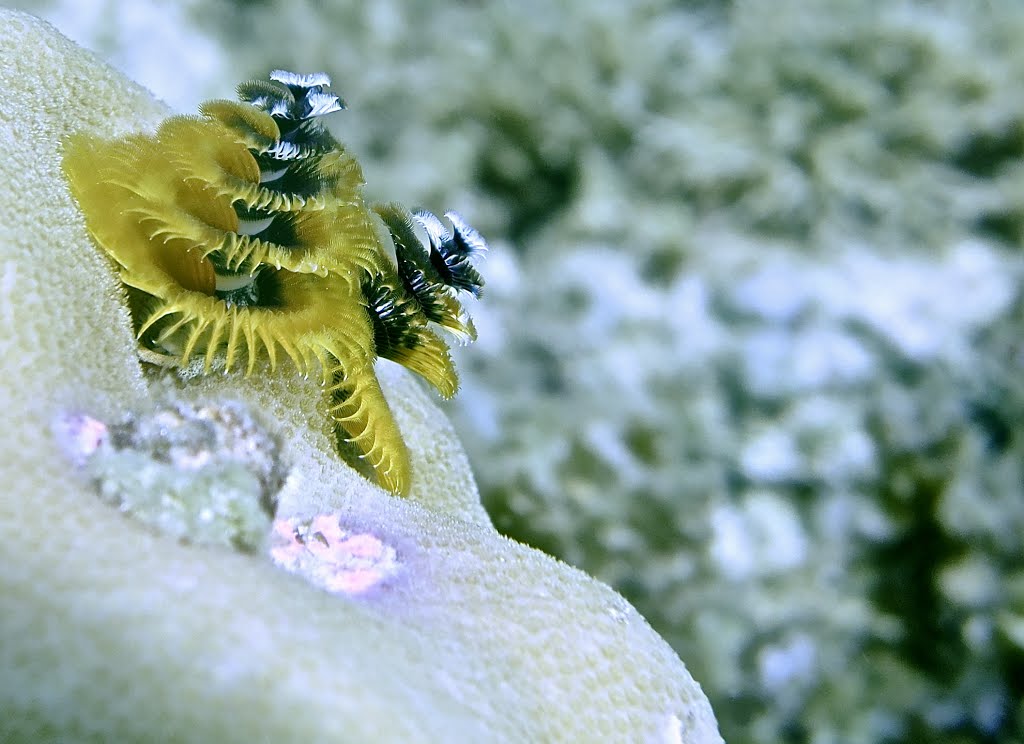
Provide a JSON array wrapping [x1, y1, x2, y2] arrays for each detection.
[[62, 69, 486, 495]]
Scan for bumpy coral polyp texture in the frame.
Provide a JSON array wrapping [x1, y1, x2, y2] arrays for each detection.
[[62, 70, 485, 495], [0, 11, 722, 743]]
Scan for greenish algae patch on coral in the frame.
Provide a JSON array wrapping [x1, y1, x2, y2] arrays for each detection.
[[0, 10, 722, 743]]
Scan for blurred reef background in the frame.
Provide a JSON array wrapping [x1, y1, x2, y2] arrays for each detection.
[[10, 1, 1024, 741]]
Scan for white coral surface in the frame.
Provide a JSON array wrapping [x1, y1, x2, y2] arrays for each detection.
[[0, 11, 722, 743]]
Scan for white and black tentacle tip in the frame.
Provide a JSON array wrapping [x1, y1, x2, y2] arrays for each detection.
[[302, 89, 346, 118], [270, 70, 332, 90], [413, 209, 450, 251], [259, 71, 345, 120], [266, 97, 294, 118], [412, 209, 486, 298], [445, 211, 489, 258]]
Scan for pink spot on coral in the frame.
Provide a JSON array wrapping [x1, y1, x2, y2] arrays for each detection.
[[270, 513, 399, 595], [55, 413, 109, 463]]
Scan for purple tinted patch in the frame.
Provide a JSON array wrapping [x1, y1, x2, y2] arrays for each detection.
[[54, 413, 110, 464], [270, 513, 400, 595]]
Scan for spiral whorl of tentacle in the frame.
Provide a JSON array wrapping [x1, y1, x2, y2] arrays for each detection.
[[62, 70, 487, 495]]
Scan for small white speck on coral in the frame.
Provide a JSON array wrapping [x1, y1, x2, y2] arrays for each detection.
[[658, 713, 685, 744]]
